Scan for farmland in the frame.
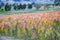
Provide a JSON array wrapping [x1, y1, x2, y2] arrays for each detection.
[[0, 10, 60, 40]]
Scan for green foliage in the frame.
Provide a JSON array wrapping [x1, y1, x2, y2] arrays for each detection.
[[5, 3, 11, 11], [22, 4, 26, 9], [51, 20, 60, 40], [28, 4, 32, 9], [14, 3, 18, 10], [18, 4, 22, 10], [0, 5, 1, 9], [52, 20, 60, 26]]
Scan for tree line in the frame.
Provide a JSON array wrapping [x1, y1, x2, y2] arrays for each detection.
[[0, 3, 33, 11], [0, 2, 60, 11]]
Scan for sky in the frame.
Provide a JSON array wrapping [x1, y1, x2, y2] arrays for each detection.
[[0, 0, 55, 2], [0, 0, 55, 4], [0, 0, 44, 1], [0, 0, 30, 2]]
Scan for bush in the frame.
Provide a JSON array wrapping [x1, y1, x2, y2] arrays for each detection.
[[5, 3, 11, 11]]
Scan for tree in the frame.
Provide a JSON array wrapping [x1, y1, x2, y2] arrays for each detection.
[[5, 3, 11, 11], [23, 4, 26, 9], [28, 4, 32, 9], [0, 5, 1, 9], [13, 3, 26, 10], [14, 3, 18, 10], [43, 4, 50, 9], [34, 4, 41, 10], [17, 4, 22, 10], [55, 2, 59, 6], [18, 4, 26, 10], [54, 0, 60, 6], [0, 5, 4, 11]]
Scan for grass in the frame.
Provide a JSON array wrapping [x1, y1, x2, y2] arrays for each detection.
[[0, 9, 48, 14]]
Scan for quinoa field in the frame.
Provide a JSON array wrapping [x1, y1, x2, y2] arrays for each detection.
[[0, 10, 60, 40]]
